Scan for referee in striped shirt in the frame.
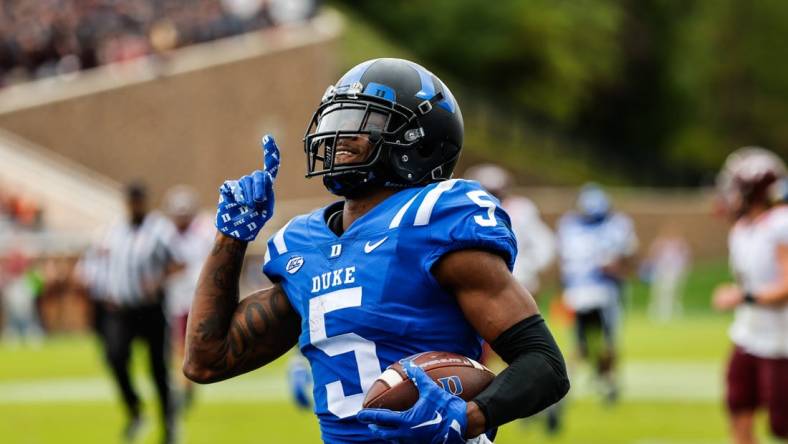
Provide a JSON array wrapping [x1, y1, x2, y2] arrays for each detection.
[[81, 183, 184, 444]]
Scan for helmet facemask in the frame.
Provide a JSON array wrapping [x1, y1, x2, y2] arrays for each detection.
[[305, 82, 461, 196], [304, 84, 423, 196]]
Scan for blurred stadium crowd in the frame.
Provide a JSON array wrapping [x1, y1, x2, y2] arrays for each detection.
[[0, 187, 74, 342], [0, 186, 44, 231], [0, 0, 317, 87]]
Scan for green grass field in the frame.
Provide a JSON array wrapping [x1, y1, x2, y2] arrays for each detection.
[[0, 312, 751, 444], [0, 262, 781, 444], [1, 261, 780, 444]]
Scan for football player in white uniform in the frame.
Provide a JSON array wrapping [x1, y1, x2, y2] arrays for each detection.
[[163, 185, 214, 410], [712, 147, 788, 443], [557, 184, 637, 403], [465, 164, 561, 433], [464, 164, 556, 295]]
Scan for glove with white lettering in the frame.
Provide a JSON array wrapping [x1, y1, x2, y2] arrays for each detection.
[[357, 360, 468, 444], [216, 134, 280, 242]]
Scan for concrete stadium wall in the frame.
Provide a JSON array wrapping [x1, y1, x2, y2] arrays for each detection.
[[0, 13, 341, 227], [0, 129, 123, 237]]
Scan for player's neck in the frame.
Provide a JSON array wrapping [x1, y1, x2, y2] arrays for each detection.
[[342, 187, 399, 231]]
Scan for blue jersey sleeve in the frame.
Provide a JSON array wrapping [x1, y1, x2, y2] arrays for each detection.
[[420, 180, 518, 273], [262, 235, 283, 283], [261, 215, 306, 283]]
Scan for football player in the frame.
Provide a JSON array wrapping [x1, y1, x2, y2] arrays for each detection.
[[712, 147, 788, 443], [162, 185, 215, 411], [464, 164, 556, 296], [556, 184, 637, 403], [183, 58, 569, 443], [464, 164, 560, 433]]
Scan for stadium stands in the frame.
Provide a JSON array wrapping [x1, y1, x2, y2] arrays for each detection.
[[0, 0, 318, 88]]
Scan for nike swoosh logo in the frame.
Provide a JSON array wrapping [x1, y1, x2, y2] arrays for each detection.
[[411, 411, 442, 429], [364, 236, 389, 253]]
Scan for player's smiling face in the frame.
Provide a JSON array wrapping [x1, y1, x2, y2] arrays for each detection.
[[335, 134, 374, 165], [317, 105, 388, 166]]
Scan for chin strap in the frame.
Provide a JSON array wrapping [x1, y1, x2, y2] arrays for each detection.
[[323, 171, 372, 197]]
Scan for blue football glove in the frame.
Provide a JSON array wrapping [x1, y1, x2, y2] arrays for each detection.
[[357, 360, 468, 444], [216, 134, 280, 242]]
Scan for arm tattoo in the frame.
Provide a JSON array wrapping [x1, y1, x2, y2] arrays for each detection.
[[210, 239, 246, 292], [184, 234, 300, 383]]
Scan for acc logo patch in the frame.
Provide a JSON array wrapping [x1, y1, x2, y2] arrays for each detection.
[[286, 256, 305, 274]]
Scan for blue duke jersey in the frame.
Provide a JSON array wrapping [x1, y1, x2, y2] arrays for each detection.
[[263, 179, 517, 443]]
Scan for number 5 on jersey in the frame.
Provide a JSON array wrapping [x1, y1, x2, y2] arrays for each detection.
[[309, 287, 383, 418], [466, 190, 498, 227]]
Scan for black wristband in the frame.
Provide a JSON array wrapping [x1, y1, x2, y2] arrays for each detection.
[[743, 292, 758, 304]]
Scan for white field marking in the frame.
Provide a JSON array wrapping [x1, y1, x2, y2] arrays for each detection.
[[0, 360, 723, 405], [567, 361, 723, 401], [0, 375, 288, 404]]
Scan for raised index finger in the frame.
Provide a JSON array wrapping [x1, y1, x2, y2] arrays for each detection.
[[261, 134, 280, 180]]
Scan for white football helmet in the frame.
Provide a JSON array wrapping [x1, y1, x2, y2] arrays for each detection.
[[716, 146, 786, 217], [464, 163, 513, 198]]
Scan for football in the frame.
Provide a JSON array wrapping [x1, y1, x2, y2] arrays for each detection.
[[362, 351, 495, 411]]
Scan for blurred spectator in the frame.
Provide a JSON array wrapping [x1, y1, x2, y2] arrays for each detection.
[[0, 240, 44, 346], [39, 254, 82, 332], [464, 163, 556, 294], [557, 183, 638, 405], [0, 186, 44, 230], [74, 182, 183, 444], [0, 0, 319, 88], [162, 185, 214, 411], [268, 0, 316, 25], [642, 225, 691, 322], [0, 188, 11, 230]]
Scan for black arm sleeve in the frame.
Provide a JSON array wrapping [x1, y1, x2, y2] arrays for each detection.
[[472, 314, 570, 428]]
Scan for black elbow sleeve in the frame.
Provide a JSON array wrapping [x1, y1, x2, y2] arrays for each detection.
[[472, 315, 570, 428]]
